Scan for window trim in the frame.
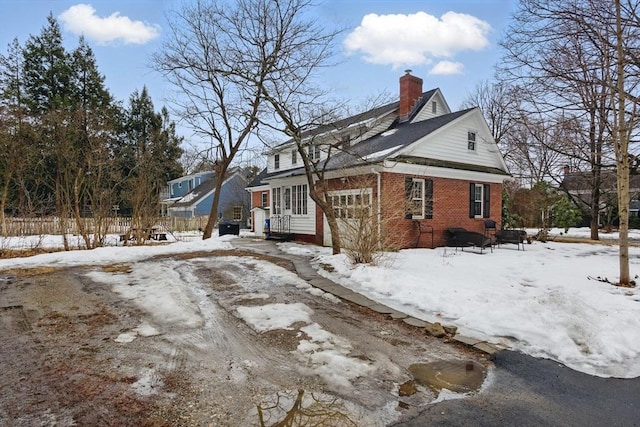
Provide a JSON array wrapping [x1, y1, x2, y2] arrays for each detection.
[[291, 184, 308, 215], [274, 154, 280, 170], [432, 101, 437, 114], [291, 149, 297, 165], [468, 131, 476, 151], [329, 188, 372, 220], [261, 192, 268, 208], [405, 177, 433, 220], [232, 205, 243, 221], [469, 183, 490, 218]]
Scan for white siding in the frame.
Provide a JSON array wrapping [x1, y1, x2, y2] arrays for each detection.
[[268, 176, 316, 235], [401, 110, 505, 170], [412, 91, 451, 122]]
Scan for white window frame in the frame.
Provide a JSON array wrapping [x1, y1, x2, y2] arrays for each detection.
[[468, 131, 476, 151], [473, 184, 483, 218], [274, 154, 280, 170], [329, 188, 372, 220], [408, 178, 425, 219], [232, 206, 243, 221], [432, 101, 437, 114], [272, 187, 282, 215], [308, 144, 321, 161], [261, 192, 268, 208], [291, 149, 297, 165], [291, 184, 308, 215]]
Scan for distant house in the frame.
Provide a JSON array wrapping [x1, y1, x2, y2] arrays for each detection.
[[162, 168, 252, 222], [561, 167, 640, 224], [246, 71, 510, 248]]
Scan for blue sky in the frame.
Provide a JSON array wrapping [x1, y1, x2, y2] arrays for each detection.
[[0, 0, 516, 147]]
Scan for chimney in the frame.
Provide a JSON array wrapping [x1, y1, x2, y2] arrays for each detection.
[[399, 69, 423, 121]]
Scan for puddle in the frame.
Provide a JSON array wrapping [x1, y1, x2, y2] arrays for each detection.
[[409, 360, 486, 395], [253, 389, 365, 426]]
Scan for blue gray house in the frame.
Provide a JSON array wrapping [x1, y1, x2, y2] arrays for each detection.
[[162, 168, 252, 221]]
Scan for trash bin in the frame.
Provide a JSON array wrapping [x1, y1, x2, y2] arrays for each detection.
[[219, 221, 240, 236], [264, 218, 270, 236]]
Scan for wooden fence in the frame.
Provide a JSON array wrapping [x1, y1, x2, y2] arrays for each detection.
[[1, 216, 211, 237]]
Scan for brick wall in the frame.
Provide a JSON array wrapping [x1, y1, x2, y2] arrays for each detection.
[[380, 172, 502, 248]]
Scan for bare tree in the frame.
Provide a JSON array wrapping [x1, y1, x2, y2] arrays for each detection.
[[500, 0, 619, 240], [502, 0, 640, 285], [153, 0, 274, 239]]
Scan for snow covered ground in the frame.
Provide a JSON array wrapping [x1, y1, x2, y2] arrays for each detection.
[[1, 228, 639, 380]]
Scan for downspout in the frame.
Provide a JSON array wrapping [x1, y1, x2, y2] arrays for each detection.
[[372, 167, 382, 242]]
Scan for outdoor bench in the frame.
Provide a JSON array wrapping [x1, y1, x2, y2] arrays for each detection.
[[445, 227, 493, 253], [495, 229, 527, 250]]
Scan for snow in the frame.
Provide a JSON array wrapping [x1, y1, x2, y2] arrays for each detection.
[[237, 303, 313, 332], [1, 228, 640, 379]]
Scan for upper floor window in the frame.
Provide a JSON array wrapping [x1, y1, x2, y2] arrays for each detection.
[[468, 131, 476, 151], [308, 144, 320, 161], [341, 135, 351, 150], [274, 154, 280, 170], [432, 101, 437, 114], [291, 149, 297, 165]]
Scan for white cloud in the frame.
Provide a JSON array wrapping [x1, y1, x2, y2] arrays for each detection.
[[344, 11, 491, 69], [59, 4, 160, 45], [429, 60, 465, 75]]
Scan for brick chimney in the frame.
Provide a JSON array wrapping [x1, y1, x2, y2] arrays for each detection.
[[399, 69, 423, 121]]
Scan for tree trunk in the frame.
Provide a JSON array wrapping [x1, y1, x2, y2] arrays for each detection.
[[615, 0, 630, 286], [202, 161, 228, 240]]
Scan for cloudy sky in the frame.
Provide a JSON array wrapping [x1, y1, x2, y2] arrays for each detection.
[[0, 0, 515, 146]]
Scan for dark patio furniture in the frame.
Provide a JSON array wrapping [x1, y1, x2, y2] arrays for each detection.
[[445, 227, 493, 253], [495, 229, 527, 250]]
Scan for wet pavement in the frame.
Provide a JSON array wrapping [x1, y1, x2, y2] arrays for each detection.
[[231, 237, 499, 355], [232, 236, 640, 427]]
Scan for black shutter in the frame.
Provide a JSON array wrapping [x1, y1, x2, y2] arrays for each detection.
[[426, 179, 433, 219], [483, 184, 491, 218], [405, 177, 413, 219], [469, 183, 475, 218]]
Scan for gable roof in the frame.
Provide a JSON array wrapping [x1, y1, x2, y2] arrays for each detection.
[[321, 108, 474, 170], [169, 167, 249, 208], [562, 169, 640, 192], [268, 89, 438, 152]]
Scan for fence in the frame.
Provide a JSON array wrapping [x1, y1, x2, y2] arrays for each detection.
[[1, 216, 211, 237]]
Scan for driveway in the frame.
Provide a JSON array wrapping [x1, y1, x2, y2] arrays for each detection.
[[0, 248, 487, 426]]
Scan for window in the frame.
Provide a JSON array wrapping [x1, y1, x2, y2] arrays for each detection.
[[291, 149, 297, 165], [272, 187, 282, 214], [284, 187, 291, 210], [291, 184, 308, 215], [232, 206, 242, 221], [341, 135, 351, 150], [329, 189, 371, 219], [468, 131, 476, 151], [261, 192, 268, 208], [432, 101, 437, 114], [469, 183, 490, 218], [308, 144, 321, 161], [274, 154, 280, 170], [405, 178, 433, 219]]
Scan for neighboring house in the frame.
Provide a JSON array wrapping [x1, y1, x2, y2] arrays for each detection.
[[561, 167, 640, 224], [162, 168, 252, 222], [246, 71, 510, 248]]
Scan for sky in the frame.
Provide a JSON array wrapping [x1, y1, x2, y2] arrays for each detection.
[[0, 0, 515, 149], [1, 227, 639, 382]]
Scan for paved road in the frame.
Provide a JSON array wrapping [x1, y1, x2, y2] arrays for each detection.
[[392, 350, 640, 427]]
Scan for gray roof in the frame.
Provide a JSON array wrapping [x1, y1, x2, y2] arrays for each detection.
[[170, 176, 219, 208], [324, 108, 473, 170], [270, 89, 438, 151]]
